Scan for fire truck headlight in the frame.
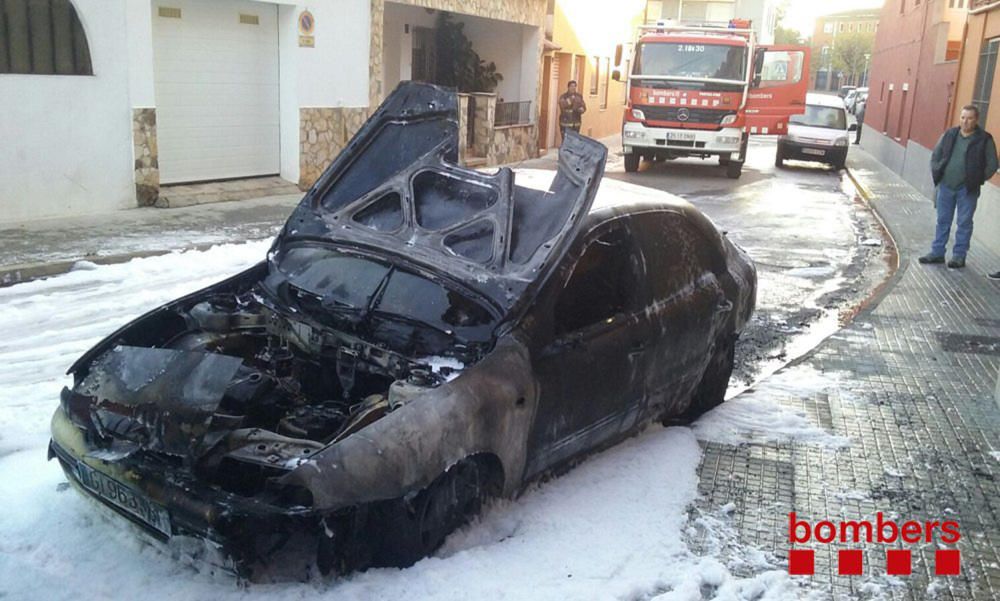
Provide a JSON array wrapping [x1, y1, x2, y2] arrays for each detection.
[[624, 130, 643, 139], [631, 109, 646, 121], [716, 135, 741, 145], [720, 113, 738, 126]]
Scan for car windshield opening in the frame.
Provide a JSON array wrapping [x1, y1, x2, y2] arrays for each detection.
[[790, 105, 848, 130], [633, 42, 747, 82], [263, 245, 496, 351]]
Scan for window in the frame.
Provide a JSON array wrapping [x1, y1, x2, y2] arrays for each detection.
[[1, 0, 92, 75], [839, 22, 845, 33], [824, 22, 834, 34], [757, 50, 805, 89], [589, 56, 599, 95], [554, 229, 640, 335], [849, 23, 854, 33], [972, 38, 1000, 123], [896, 89, 908, 139], [600, 57, 609, 109], [884, 89, 893, 132], [573, 55, 585, 83]]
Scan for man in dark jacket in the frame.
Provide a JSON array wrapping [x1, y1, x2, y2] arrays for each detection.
[[558, 81, 587, 143], [920, 105, 999, 268]]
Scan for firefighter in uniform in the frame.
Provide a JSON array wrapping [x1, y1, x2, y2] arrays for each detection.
[[558, 80, 587, 143]]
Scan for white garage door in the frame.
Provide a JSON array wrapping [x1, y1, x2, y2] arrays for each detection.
[[153, 0, 280, 184]]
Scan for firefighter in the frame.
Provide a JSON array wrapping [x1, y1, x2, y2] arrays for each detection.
[[559, 80, 587, 143]]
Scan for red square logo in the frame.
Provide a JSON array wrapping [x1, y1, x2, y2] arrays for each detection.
[[789, 549, 815, 575], [838, 549, 863, 575], [886, 549, 912, 576], [935, 549, 961, 576]]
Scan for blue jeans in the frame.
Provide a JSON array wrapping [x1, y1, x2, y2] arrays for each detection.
[[931, 185, 979, 259]]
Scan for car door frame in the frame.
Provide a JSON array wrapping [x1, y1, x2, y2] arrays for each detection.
[[520, 216, 653, 479]]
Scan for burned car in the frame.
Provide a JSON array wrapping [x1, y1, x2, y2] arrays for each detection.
[[48, 82, 755, 579]]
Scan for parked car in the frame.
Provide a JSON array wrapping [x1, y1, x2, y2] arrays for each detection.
[[49, 82, 757, 580], [776, 93, 856, 170], [838, 85, 857, 99], [847, 88, 868, 114]]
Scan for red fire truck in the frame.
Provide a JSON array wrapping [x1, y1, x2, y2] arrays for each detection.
[[614, 20, 810, 178]]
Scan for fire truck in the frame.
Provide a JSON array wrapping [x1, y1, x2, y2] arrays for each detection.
[[614, 20, 810, 178]]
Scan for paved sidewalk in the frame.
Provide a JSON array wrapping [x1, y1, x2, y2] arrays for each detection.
[[693, 147, 1000, 599]]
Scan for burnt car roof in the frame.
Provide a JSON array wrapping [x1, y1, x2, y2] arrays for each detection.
[[280, 82, 607, 314]]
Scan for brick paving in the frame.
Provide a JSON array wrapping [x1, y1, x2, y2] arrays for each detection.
[[691, 148, 1000, 599]]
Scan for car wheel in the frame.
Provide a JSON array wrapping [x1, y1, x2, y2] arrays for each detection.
[[680, 334, 736, 421], [624, 152, 640, 173], [718, 153, 731, 166], [833, 159, 846, 170], [725, 161, 743, 179], [371, 457, 499, 568], [775, 150, 784, 168]]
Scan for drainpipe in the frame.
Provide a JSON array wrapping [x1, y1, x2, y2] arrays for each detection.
[[903, 0, 933, 144], [950, 16, 970, 128]]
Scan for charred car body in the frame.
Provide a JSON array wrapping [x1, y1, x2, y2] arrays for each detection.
[[49, 82, 756, 579]]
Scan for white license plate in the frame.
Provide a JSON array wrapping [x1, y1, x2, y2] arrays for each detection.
[[667, 132, 697, 142], [75, 462, 172, 536], [802, 148, 826, 156]]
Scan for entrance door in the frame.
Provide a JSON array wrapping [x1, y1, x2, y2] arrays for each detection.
[[152, 0, 280, 183]]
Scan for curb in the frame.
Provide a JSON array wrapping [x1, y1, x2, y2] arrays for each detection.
[[844, 166, 873, 202]]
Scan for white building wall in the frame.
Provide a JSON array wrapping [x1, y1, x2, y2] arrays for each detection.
[[0, 0, 135, 223]]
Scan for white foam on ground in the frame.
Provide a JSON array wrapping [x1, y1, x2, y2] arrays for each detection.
[[0, 241, 830, 600]]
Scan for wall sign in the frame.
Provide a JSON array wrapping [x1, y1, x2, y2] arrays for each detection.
[[298, 10, 315, 47]]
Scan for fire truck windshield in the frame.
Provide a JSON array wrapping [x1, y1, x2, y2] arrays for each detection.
[[634, 42, 747, 82]]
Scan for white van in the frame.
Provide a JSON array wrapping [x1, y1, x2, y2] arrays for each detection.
[[775, 93, 856, 170]]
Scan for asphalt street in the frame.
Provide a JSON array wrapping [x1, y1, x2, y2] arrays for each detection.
[[578, 136, 892, 385]]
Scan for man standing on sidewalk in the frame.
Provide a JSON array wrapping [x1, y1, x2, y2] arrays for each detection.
[[920, 105, 999, 269], [854, 99, 866, 145], [558, 81, 587, 143]]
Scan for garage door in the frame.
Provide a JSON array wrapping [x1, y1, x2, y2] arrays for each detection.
[[153, 0, 280, 184]]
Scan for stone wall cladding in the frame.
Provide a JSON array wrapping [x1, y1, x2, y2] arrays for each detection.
[[471, 93, 495, 158], [458, 94, 470, 161], [491, 124, 538, 165], [299, 107, 372, 189], [132, 108, 159, 207]]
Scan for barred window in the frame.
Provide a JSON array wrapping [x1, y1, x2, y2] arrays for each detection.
[[972, 38, 1000, 124], [1, 0, 93, 75]]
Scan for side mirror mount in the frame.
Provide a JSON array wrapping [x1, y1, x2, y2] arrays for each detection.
[[612, 69, 622, 82]]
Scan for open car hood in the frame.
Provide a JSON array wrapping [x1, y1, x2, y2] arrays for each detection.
[[279, 82, 607, 313]]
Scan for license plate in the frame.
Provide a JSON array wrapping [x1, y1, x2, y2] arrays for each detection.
[[75, 462, 172, 536], [667, 132, 696, 142], [802, 148, 826, 156]]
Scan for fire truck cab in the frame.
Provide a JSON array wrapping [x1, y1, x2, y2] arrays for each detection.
[[614, 20, 810, 178]]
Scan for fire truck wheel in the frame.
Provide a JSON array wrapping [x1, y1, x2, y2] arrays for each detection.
[[624, 152, 640, 173], [725, 161, 743, 179], [718, 153, 731, 166]]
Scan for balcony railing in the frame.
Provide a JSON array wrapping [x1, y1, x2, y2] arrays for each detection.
[[494, 101, 532, 127]]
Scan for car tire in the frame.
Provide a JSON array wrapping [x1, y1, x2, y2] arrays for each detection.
[[725, 161, 743, 179], [624, 152, 640, 173], [833, 159, 846, 170], [370, 457, 499, 568], [775, 150, 784, 168], [718, 153, 731, 166], [680, 334, 736, 421]]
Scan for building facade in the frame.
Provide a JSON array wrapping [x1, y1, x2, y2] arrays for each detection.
[[1, 0, 545, 223], [536, 0, 646, 152], [948, 0, 1000, 256], [810, 8, 881, 91], [862, 0, 966, 197]]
